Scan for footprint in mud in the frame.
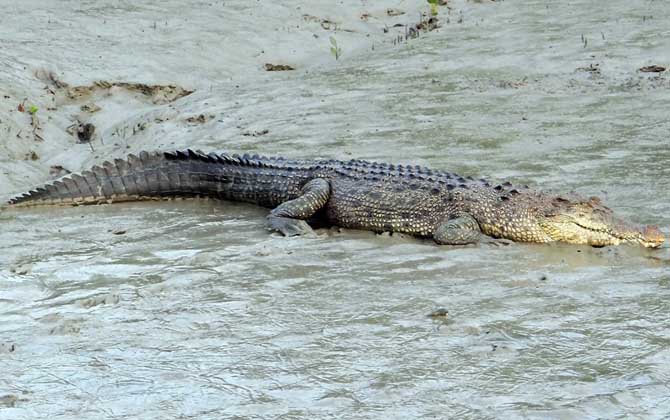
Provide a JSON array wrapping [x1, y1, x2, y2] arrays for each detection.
[[37, 313, 85, 335], [0, 342, 16, 353], [0, 394, 22, 408]]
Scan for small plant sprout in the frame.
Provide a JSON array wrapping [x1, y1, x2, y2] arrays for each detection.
[[427, 0, 439, 16], [28, 105, 38, 114], [329, 36, 342, 60]]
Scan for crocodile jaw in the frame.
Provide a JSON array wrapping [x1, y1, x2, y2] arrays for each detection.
[[539, 218, 665, 248]]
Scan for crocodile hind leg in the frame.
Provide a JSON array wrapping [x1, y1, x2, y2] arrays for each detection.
[[433, 214, 483, 245], [268, 178, 330, 236]]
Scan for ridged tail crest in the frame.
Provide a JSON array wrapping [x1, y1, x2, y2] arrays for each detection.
[[7, 149, 239, 207]]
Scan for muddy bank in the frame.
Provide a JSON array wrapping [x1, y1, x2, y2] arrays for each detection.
[[0, 0, 445, 198], [1, 0, 670, 419]]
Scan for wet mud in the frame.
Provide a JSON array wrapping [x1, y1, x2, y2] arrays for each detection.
[[1, 0, 670, 419]]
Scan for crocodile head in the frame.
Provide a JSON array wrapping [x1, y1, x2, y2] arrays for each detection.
[[538, 196, 665, 248], [474, 192, 664, 248]]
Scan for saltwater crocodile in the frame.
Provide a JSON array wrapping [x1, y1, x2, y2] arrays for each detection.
[[6, 150, 665, 248]]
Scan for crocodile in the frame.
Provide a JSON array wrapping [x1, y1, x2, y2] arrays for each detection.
[[5, 149, 665, 248]]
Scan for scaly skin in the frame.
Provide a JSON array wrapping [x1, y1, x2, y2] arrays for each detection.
[[5, 149, 666, 248]]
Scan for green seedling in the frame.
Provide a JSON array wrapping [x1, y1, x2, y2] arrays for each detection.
[[427, 0, 439, 16], [28, 105, 38, 114], [330, 36, 342, 60]]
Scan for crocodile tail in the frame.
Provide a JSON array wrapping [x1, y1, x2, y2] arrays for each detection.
[[7, 149, 232, 207]]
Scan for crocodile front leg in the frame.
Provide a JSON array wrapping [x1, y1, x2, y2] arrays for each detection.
[[433, 214, 482, 245], [268, 178, 330, 236]]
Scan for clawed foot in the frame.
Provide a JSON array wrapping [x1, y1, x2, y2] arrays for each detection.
[[268, 215, 315, 237], [481, 236, 514, 247]]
